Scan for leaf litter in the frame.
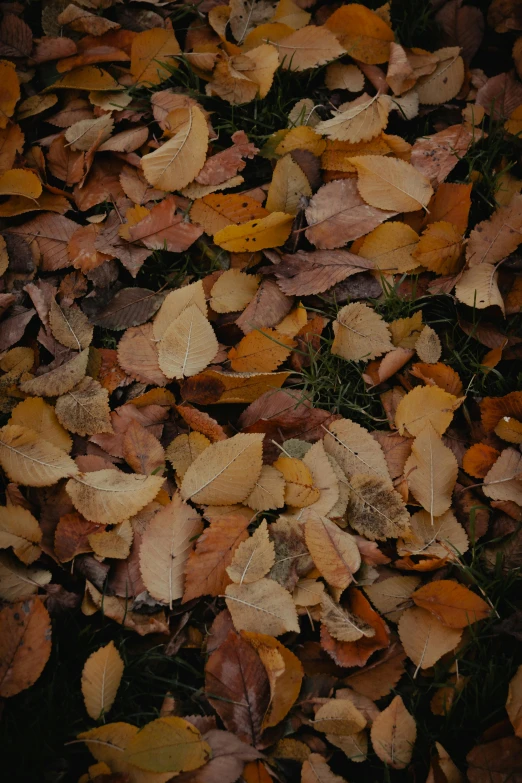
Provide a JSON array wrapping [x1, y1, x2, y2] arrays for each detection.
[[0, 0, 522, 781]]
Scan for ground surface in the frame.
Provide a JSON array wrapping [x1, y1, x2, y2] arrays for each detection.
[[1, 1, 522, 782]]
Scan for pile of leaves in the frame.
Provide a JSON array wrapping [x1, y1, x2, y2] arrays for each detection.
[[1, 0, 522, 780]]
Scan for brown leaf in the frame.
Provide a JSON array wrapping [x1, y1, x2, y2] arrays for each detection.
[[205, 630, 270, 748], [0, 598, 51, 698], [90, 288, 165, 330]]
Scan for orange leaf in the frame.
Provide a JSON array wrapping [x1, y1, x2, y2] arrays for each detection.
[[412, 580, 491, 628]]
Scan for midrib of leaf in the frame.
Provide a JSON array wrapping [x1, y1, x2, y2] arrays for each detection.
[[181, 308, 196, 377], [65, 388, 106, 426], [225, 593, 288, 622], [191, 440, 257, 496], [154, 109, 193, 181], [324, 425, 385, 479], [0, 432, 72, 475], [55, 303, 82, 351], [414, 621, 431, 677]]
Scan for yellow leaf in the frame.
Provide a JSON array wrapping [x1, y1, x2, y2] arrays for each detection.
[[275, 125, 325, 156], [349, 155, 433, 212], [181, 432, 264, 505], [273, 455, 321, 507], [358, 221, 420, 273], [0, 60, 19, 128], [505, 105, 522, 135], [81, 641, 124, 720], [416, 47, 464, 105], [325, 4, 394, 65], [141, 106, 209, 191], [89, 520, 133, 560], [165, 432, 211, 480], [153, 280, 206, 341], [130, 29, 181, 86], [124, 716, 211, 773], [413, 220, 463, 275], [214, 211, 294, 251], [229, 328, 295, 372], [0, 424, 78, 487], [404, 423, 458, 521], [395, 385, 460, 437], [190, 193, 268, 236], [314, 698, 367, 735], [9, 397, 72, 453], [0, 506, 41, 565], [0, 169, 41, 200], [51, 66, 120, 91], [272, 0, 311, 29]]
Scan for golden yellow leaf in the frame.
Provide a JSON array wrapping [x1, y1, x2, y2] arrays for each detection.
[[358, 221, 420, 273], [130, 29, 181, 85], [66, 469, 164, 525], [139, 495, 203, 608], [0, 169, 41, 199], [0, 424, 77, 487], [141, 106, 209, 191], [276, 125, 326, 156], [190, 193, 268, 236], [273, 455, 321, 507], [370, 696, 416, 769], [315, 698, 367, 736], [301, 440, 340, 518], [388, 310, 423, 348], [0, 60, 19, 128], [413, 221, 463, 275], [229, 328, 295, 372], [226, 519, 275, 584], [9, 397, 72, 453], [210, 269, 260, 313], [181, 432, 264, 505], [214, 211, 294, 252], [395, 385, 460, 437], [89, 520, 133, 560], [350, 155, 433, 212], [124, 716, 210, 773], [158, 304, 218, 380], [51, 66, 120, 91], [324, 4, 394, 64], [332, 302, 393, 362], [81, 641, 124, 720]]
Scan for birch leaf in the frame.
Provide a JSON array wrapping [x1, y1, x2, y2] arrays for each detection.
[[332, 302, 393, 362], [370, 695, 416, 769], [81, 641, 124, 720], [226, 520, 275, 584], [66, 469, 164, 524], [404, 423, 458, 521], [225, 578, 300, 635], [0, 425, 78, 487], [158, 304, 218, 380], [304, 517, 361, 590], [350, 155, 433, 212], [398, 606, 462, 671], [316, 94, 391, 143]]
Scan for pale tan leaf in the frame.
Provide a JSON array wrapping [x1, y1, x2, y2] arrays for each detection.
[[153, 280, 206, 341], [139, 494, 203, 608], [49, 300, 93, 350], [0, 506, 41, 564], [130, 28, 181, 86], [397, 509, 469, 559], [364, 575, 421, 623], [454, 264, 504, 312], [210, 269, 260, 313], [89, 520, 133, 560], [226, 519, 275, 584], [141, 106, 209, 191], [316, 94, 391, 143], [0, 554, 51, 602], [55, 378, 113, 437], [466, 195, 522, 267], [370, 695, 416, 769], [347, 474, 410, 541], [20, 349, 89, 397], [66, 469, 164, 525], [324, 418, 392, 486], [276, 25, 345, 71], [332, 302, 393, 362], [404, 423, 458, 521], [180, 432, 264, 505], [321, 592, 376, 642], [225, 577, 300, 635], [81, 641, 124, 720], [266, 154, 312, 215], [165, 432, 211, 481], [246, 464, 286, 511], [325, 63, 365, 92], [314, 698, 366, 735], [158, 304, 218, 380], [304, 517, 361, 589], [398, 606, 462, 671], [302, 754, 348, 783], [415, 325, 441, 363], [483, 448, 522, 505], [64, 114, 114, 151], [0, 424, 78, 487], [350, 155, 433, 212], [416, 47, 464, 105], [301, 441, 340, 518]]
